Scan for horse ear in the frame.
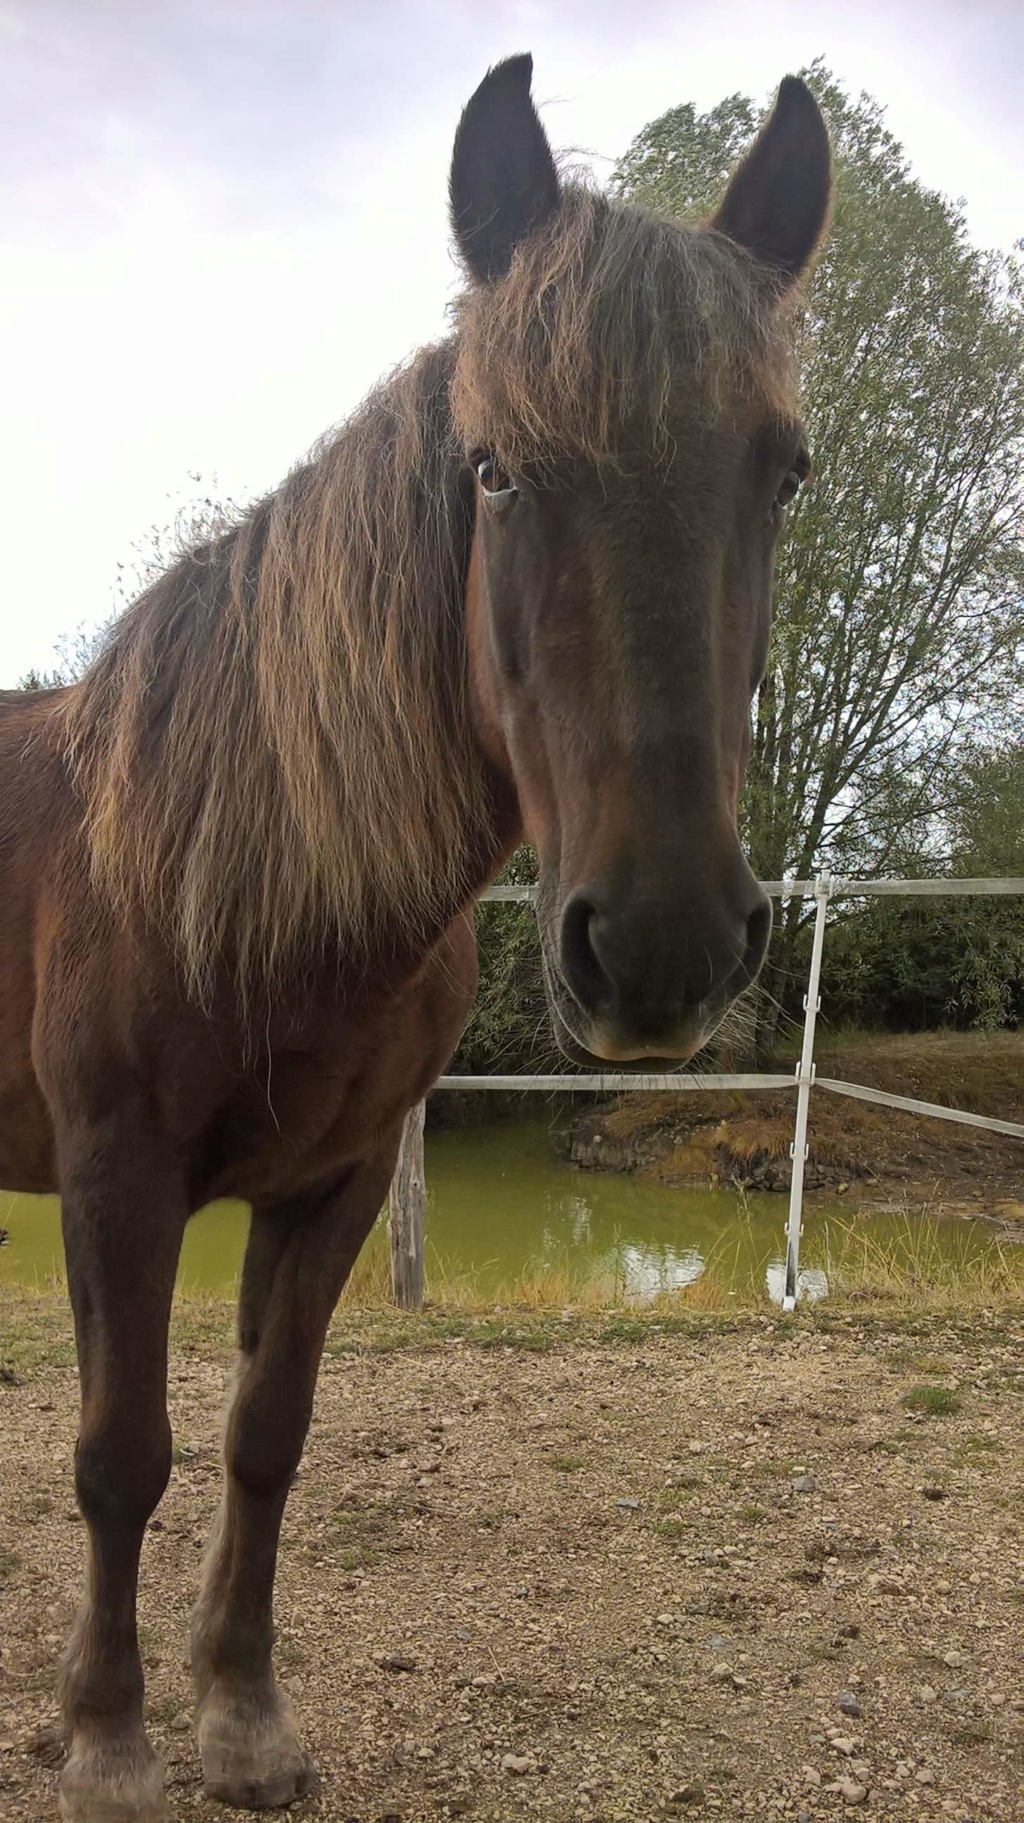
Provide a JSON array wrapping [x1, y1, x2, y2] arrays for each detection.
[[710, 76, 830, 285], [450, 53, 561, 284]]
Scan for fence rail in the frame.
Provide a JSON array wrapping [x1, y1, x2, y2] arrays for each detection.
[[389, 874, 1024, 1311], [477, 877, 1024, 901]]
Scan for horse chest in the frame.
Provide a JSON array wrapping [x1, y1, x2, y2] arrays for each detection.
[[196, 1034, 427, 1203]]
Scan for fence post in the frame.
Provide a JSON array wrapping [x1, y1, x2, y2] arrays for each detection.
[[389, 1100, 426, 1309], [782, 871, 832, 1311]]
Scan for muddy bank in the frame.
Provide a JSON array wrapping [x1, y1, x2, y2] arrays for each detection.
[[559, 1105, 863, 1193], [559, 1032, 1024, 1209]]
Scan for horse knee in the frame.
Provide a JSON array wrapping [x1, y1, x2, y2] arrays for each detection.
[[75, 1409, 172, 1532], [226, 1382, 310, 1500]]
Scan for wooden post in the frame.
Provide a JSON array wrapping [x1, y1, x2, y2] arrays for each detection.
[[389, 1100, 426, 1309]]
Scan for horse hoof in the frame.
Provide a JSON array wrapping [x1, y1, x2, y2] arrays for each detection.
[[59, 1737, 169, 1823], [198, 1691, 318, 1810], [204, 1752, 319, 1809]]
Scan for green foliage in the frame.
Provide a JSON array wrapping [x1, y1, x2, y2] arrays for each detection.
[[613, 92, 757, 216], [819, 742, 1024, 1030], [450, 846, 562, 1075], [822, 896, 1024, 1031]]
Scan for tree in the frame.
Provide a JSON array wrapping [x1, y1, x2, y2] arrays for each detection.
[[820, 740, 1024, 1032], [615, 67, 1024, 1043]]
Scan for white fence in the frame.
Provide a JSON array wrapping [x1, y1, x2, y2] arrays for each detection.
[[389, 875, 1024, 1310]]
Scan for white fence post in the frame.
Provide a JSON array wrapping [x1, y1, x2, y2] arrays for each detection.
[[782, 870, 833, 1311]]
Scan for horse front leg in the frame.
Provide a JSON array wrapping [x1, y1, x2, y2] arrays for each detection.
[[191, 1144, 398, 1809], [56, 1105, 187, 1823]]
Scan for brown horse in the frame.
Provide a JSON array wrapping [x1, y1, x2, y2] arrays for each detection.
[[0, 55, 829, 1821]]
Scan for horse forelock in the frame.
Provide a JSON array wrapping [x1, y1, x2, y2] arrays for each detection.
[[450, 184, 800, 468]]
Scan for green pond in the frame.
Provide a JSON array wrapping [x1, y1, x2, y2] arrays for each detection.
[[0, 1115, 992, 1306]]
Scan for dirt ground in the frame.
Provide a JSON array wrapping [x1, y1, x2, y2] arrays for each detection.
[[2, 1304, 1024, 1823]]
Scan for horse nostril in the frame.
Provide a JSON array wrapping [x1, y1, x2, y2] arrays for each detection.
[[560, 892, 614, 1015], [743, 897, 772, 979]]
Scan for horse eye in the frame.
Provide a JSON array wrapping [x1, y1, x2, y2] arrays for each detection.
[[776, 468, 803, 508], [475, 454, 517, 502]]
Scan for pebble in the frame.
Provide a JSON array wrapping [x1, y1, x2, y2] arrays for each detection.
[[616, 1498, 640, 1510], [793, 1474, 817, 1494], [834, 1776, 868, 1804], [838, 1691, 862, 1718], [919, 1684, 937, 1703], [500, 1753, 534, 1775], [943, 1649, 965, 1668], [915, 1766, 937, 1785], [710, 1663, 735, 1683], [831, 1735, 856, 1756]]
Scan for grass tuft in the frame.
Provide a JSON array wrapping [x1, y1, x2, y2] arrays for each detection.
[[903, 1384, 962, 1417]]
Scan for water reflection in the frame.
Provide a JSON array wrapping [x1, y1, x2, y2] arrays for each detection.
[[615, 1243, 705, 1298], [764, 1262, 829, 1305]]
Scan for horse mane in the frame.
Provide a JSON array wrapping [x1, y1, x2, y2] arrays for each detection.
[[63, 340, 492, 999], [61, 181, 798, 1001]]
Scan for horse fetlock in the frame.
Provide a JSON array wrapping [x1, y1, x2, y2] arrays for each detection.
[[197, 1681, 318, 1810], [58, 1729, 168, 1823]]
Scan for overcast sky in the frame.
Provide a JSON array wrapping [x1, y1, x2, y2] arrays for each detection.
[[1, 0, 1020, 685]]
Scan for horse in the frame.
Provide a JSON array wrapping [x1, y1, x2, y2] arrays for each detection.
[[0, 54, 829, 1821]]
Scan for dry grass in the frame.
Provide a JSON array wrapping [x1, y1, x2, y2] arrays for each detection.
[[321, 1202, 1024, 1324], [813, 1209, 1024, 1314], [814, 1027, 1024, 1115]]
